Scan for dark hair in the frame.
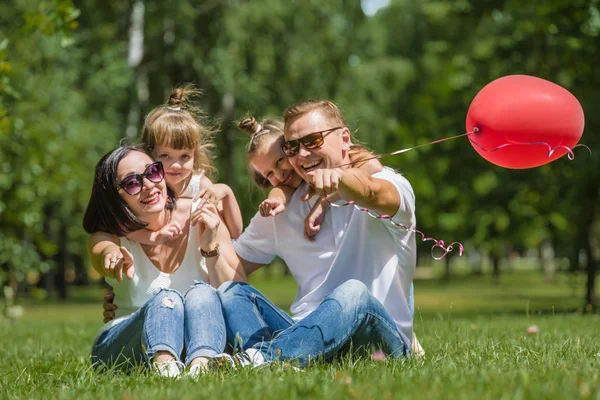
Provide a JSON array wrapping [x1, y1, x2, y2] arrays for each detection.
[[83, 145, 175, 236]]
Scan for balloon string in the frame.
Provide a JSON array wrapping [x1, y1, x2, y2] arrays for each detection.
[[325, 199, 464, 260], [329, 129, 589, 260], [468, 137, 592, 160], [333, 133, 473, 260], [339, 129, 590, 168], [337, 132, 473, 168], [332, 132, 473, 259]]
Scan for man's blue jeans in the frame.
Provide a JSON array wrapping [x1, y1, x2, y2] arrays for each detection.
[[217, 279, 411, 367], [91, 282, 226, 370]]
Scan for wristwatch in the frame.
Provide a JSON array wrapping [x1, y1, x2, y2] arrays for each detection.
[[200, 243, 220, 258]]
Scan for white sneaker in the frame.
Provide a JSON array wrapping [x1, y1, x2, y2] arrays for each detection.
[[186, 363, 209, 379], [232, 348, 266, 368], [209, 353, 234, 368], [186, 354, 234, 379], [153, 360, 184, 378]]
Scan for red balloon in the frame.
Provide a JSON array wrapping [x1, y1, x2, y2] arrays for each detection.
[[466, 75, 585, 169]]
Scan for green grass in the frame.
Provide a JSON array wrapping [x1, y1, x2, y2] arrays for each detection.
[[1, 270, 599, 400]]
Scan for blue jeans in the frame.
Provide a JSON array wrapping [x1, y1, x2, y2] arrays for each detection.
[[91, 282, 226, 371], [217, 279, 410, 367]]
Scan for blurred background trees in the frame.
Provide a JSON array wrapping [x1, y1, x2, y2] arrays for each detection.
[[0, 0, 598, 312]]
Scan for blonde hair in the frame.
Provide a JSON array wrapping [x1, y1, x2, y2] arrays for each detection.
[[283, 100, 375, 168], [237, 116, 285, 188], [141, 84, 216, 178]]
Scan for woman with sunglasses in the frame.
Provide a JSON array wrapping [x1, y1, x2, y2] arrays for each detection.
[[83, 145, 244, 378]]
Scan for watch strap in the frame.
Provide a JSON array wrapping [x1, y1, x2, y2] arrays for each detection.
[[200, 243, 220, 258]]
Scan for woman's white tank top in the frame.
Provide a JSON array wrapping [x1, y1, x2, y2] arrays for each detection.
[[93, 223, 208, 340]]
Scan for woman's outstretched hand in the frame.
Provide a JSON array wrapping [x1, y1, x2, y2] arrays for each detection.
[[102, 246, 135, 282]]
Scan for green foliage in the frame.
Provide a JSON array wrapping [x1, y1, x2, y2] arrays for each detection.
[[0, 0, 131, 291], [0, 0, 598, 306]]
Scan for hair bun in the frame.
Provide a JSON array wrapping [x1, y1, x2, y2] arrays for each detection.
[[237, 116, 260, 136], [168, 88, 186, 109], [167, 83, 201, 109]]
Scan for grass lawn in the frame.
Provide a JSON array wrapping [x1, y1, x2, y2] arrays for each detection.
[[1, 269, 599, 399]]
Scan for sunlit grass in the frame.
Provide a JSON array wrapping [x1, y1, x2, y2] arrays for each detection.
[[1, 269, 598, 399]]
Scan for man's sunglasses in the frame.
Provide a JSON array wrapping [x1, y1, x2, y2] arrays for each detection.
[[281, 127, 343, 157], [116, 161, 165, 196]]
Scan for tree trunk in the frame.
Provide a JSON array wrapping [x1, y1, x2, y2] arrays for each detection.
[[53, 218, 68, 300], [584, 239, 596, 312], [72, 252, 89, 286], [219, 94, 236, 189], [126, 0, 145, 139], [569, 246, 580, 273], [491, 255, 501, 284], [540, 240, 555, 283], [580, 174, 599, 312], [444, 255, 451, 280], [38, 203, 55, 296], [1, 263, 19, 319]]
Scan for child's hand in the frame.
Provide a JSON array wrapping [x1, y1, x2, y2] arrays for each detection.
[[304, 198, 329, 241], [259, 198, 285, 217], [195, 203, 221, 250], [194, 183, 229, 206], [155, 222, 183, 243]]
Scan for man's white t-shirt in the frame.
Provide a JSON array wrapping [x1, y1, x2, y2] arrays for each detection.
[[234, 167, 417, 346]]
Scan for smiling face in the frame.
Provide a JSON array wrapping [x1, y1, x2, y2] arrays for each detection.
[[152, 144, 194, 187], [250, 135, 303, 189], [116, 150, 168, 219], [284, 110, 351, 181]]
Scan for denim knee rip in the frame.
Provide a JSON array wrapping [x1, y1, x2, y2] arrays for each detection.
[[154, 288, 184, 309], [183, 280, 215, 298], [160, 296, 176, 309]]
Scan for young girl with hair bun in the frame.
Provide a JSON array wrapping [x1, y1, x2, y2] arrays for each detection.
[[237, 115, 383, 240], [128, 84, 243, 244]]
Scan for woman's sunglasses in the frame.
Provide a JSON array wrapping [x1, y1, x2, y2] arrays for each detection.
[[281, 127, 342, 157], [115, 161, 164, 195]]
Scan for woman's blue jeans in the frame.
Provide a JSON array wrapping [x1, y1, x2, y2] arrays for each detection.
[[217, 279, 412, 367], [91, 282, 226, 371]]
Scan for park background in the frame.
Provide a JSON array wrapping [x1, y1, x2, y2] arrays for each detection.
[[0, 0, 599, 399]]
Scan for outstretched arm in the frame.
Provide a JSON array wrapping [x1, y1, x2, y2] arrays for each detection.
[[259, 186, 296, 217], [125, 223, 183, 245], [302, 158, 382, 240], [87, 232, 135, 282], [304, 168, 401, 217]]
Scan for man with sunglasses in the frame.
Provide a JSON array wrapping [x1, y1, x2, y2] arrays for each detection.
[[220, 100, 419, 367]]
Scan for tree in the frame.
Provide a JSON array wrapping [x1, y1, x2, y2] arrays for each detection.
[[0, 0, 132, 307]]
